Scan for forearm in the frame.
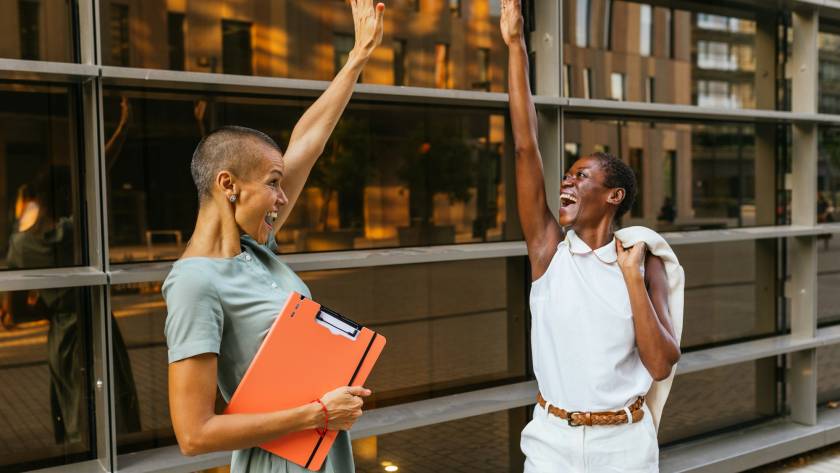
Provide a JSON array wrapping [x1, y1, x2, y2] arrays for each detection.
[[286, 52, 367, 162], [180, 402, 322, 455], [507, 40, 539, 153], [624, 271, 680, 380]]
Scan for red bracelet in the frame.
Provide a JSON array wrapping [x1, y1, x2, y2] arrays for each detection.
[[313, 399, 328, 437]]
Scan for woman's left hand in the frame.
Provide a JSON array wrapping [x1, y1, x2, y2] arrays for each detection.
[[616, 240, 646, 277], [351, 0, 385, 60]]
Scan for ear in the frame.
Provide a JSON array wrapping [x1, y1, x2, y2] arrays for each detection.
[[216, 170, 237, 200], [607, 187, 626, 206]]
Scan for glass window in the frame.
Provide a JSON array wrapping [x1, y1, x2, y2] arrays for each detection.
[[112, 257, 529, 453], [334, 33, 355, 77], [97, 0, 508, 92], [353, 407, 529, 472], [660, 359, 778, 444], [639, 4, 653, 57], [818, 344, 840, 404], [818, 126, 840, 326], [109, 3, 130, 67], [645, 76, 655, 103], [565, 116, 779, 231], [582, 67, 592, 99], [576, 0, 591, 47], [610, 72, 625, 101], [0, 288, 97, 471], [222, 20, 253, 76], [167, 12, 185, 71], [393, 39, 407, 86], [111, 282, 172, 453], [476, 48, 491, 91], [0, 0, 75, 62], [819, 29, 840, 114], [103, 89, 519, 263], [0, 84, 85, 271], [565, 1, 760, 108], [677, 241, 779, 349]]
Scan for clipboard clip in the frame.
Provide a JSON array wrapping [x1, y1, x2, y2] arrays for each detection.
[[315, 305, 361, 340]]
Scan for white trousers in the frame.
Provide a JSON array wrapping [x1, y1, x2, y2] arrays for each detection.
[[520, 403, 659, 473]]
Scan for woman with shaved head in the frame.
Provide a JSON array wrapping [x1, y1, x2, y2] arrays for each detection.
[[162, 2, 385, 472], [500, 0, 684, 471]]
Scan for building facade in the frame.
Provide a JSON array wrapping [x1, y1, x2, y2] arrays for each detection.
[[0, 0, 838, 472]]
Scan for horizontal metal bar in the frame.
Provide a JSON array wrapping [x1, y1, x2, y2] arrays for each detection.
[[117, 447, 228, 473], [0, 266, 107, 291], [350, 380, 538, 440], [108, 241, 529, 284], [30, 459, 106, 473], [677, 324, 840, 375], [563, 98, 840, 124], [0, 59, 98, 82], [100, 65, 560, 107], [108, 225, 839, 284], [660, 406, 840, 472], [661, 224, 840, 246]]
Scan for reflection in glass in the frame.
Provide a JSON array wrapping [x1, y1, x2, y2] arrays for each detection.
[[300, 258, 529, 407], [0, 0, 75, 62], [818, 127, 840, 326], [565, 116, 775, 230], [820, 30, 840, 114], [353, 408, 529, 473], [676, 241, 777, 349], [818, 344, 840, 404], [97, 0, 507, 91], [111, 282, 173, 454], [0, 84, 85, 270], [660, 359, 777, 445], [0, 288, 94, 471], [564, 1, 758, 108], [104, 89, 518, 263]]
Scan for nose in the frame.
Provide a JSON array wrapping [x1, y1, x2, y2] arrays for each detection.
[[561, 174, 574, 187], [276, 185, 289, 207]]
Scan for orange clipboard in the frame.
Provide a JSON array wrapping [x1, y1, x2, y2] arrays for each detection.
[[223, 292, 386, 471]]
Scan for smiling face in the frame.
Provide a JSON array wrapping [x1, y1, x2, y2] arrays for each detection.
[[558, 156, 625, 228], [231, 145, 289, 245]]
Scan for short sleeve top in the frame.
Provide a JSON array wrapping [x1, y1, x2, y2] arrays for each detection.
[[162, 235, 354, 473]]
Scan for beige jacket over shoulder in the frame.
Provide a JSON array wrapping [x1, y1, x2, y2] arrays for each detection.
[[615, 226, 685, 431]]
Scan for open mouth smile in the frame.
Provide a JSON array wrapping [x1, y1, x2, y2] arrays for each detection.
[[560, 193, 578, 208]]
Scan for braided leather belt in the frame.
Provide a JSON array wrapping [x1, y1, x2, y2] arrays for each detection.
[[536, 393, 645, 427]]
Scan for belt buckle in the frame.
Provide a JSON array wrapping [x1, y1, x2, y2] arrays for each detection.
[[566, 411, 583, 427]]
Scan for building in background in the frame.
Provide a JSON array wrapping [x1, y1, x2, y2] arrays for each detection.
[[0, 1, 839, 473]]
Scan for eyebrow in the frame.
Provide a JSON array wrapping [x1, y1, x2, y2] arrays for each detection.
[[269, 168, 284, 178]]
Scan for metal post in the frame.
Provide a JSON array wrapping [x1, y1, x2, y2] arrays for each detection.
[[533, 0, 562, 216], [788, 6, 819, 426]]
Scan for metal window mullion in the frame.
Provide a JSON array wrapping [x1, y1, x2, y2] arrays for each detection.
[[788, 7, 820, 427]]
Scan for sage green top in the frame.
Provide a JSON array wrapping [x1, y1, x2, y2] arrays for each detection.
[[163, 235, 355, 473]]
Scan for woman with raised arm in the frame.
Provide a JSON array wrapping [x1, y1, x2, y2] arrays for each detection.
[[500, 1, 684, 471], [163, 2, 384, 472]]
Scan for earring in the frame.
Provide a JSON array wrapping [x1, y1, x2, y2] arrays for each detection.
[[229, 194, 237, 203]]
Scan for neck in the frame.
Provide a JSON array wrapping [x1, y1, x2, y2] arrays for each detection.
[[183, 200, 242, 259], [572, 217, 615, 250]]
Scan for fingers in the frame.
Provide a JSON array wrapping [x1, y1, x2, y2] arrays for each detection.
[[347, 386, 372, 397], [376, 2, 385, 22], [616, 239, 625, 254]]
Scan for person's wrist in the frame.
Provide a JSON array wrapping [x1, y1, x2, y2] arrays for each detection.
[[304, 401, 325, 430], [507, 37, 527, 51], [621, 266, 644, 283], [348, 48, 372, 64]]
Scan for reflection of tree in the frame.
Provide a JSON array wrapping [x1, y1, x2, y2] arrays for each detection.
[[399, 124, 474, 227], [310, 117, 371, 231]]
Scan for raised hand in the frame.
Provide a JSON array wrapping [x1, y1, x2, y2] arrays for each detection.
[[500, 0, 525, 46], [351, 0, 385, 60]]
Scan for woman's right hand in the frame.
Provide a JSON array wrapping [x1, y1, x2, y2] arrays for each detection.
[[351, 0, 385, 60], [500, 0, 525, 47], [318, 386, 372, 431]]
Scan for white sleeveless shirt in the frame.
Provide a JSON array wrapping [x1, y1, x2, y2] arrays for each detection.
[[530, 230, 653, 412]]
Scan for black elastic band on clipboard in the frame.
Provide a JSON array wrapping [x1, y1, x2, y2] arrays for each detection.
[[305, 332, 378, 469]]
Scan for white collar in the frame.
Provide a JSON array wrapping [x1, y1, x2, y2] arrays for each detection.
[[563, 230, 617, 264]]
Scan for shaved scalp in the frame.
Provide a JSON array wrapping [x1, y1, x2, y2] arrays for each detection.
[[190, 125, 282, 203]]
